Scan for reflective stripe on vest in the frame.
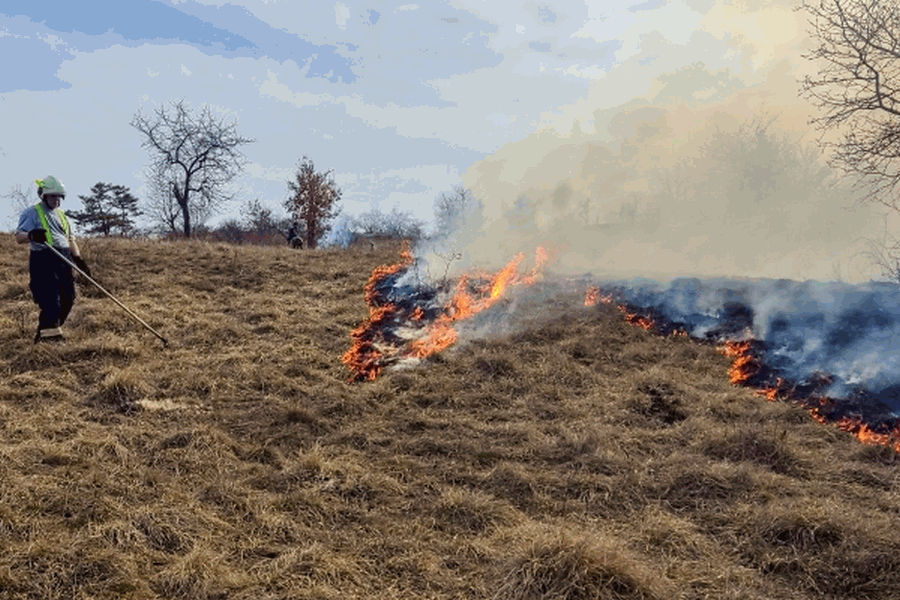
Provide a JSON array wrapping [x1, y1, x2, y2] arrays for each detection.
[[33, 203, 70, 246]]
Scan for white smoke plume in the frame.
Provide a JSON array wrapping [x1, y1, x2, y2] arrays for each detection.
[[404, 1, 900, 417], [428, 1, 900, 283]]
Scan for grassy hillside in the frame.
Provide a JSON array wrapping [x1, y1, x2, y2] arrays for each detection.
[[0, 233, 898, 600]]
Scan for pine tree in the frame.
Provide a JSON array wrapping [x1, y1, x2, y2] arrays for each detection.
[[69, 182, 142, 236], [107, 184, 142, 236]]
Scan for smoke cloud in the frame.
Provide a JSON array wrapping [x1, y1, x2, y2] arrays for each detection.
[[439, 1, 899, 284], [403, 1, 900, 419]]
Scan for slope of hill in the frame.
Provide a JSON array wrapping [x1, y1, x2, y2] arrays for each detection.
[[0, 233, 898, 600]]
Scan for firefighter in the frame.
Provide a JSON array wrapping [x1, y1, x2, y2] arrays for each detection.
[[15, 176, 91, 342], [287, 221, 303, 249]]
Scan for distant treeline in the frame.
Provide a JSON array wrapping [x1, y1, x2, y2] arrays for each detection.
[[59, 184, 479, 249]]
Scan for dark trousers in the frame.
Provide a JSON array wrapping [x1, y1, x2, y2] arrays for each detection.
[[29, 248, 76, 330]]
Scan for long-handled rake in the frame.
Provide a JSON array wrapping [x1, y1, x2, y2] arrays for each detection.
[[43, 243, 169, 347]]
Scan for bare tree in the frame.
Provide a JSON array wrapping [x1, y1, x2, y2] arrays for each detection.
[[3, 184, 33, 230], [800, 0, 900, 281], [433, 185, 480, 238], [242, 199, 287, 236], [240, 198, 291, 244], [4, 184, 32, 213], [351, 207, 424, 240], [284, 157, 342, 249], [801, 0, 900, 209], [864, 213, 900, 282], [131, 100, 253, 237], [143, 176, 210, 236], [144, 189, 181, 236]]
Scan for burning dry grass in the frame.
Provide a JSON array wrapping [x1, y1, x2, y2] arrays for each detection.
[[0, 233, 899, 599]]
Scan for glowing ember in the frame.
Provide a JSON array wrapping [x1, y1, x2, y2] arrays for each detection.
[[584, 287, 600, 307]]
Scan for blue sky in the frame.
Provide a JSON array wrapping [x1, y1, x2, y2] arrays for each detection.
[[0, 0, 822, 240]]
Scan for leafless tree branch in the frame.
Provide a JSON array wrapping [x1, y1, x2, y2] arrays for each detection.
[[801, 0, 900, 210], [131, 99, 253, 237]]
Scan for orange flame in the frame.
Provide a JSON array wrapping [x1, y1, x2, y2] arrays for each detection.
[[835, 418, 900, 453], [623, 311, 655, 331], [719, 340, 751, 358], [605, 306, 900, 453], [409, 247, 548, 358], [341, 246, 415, 381], [718, 341, 761, 385], [344, 246, 549, 380], [584, 288, 656, 330], [516, 246, 549, 286]]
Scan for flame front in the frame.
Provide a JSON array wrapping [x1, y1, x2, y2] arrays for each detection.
[[409, 249, 548, 359], [590, 292, 900, 454], [343, 247, 549, 380], [719, 341, 761, 384], [340, 247, 414, 381]]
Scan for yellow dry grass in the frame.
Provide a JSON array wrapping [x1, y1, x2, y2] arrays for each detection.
[[0, 232, 898, 599]]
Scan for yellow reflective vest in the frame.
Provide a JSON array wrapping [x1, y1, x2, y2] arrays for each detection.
[[33, 202, 70, 247]]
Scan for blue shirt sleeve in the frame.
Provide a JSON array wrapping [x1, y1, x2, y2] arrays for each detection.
[[16, 206, 39, 233]]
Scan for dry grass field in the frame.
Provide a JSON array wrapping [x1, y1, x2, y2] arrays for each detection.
[[0, 232, 898, 600]]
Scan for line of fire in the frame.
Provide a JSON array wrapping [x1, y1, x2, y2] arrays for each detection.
[[584, 286, 900, 454], [341, 245, 548, 382], [343, 247, 900, 455]]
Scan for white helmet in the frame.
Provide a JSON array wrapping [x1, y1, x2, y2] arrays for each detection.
[[35, 175, 66, 199]]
